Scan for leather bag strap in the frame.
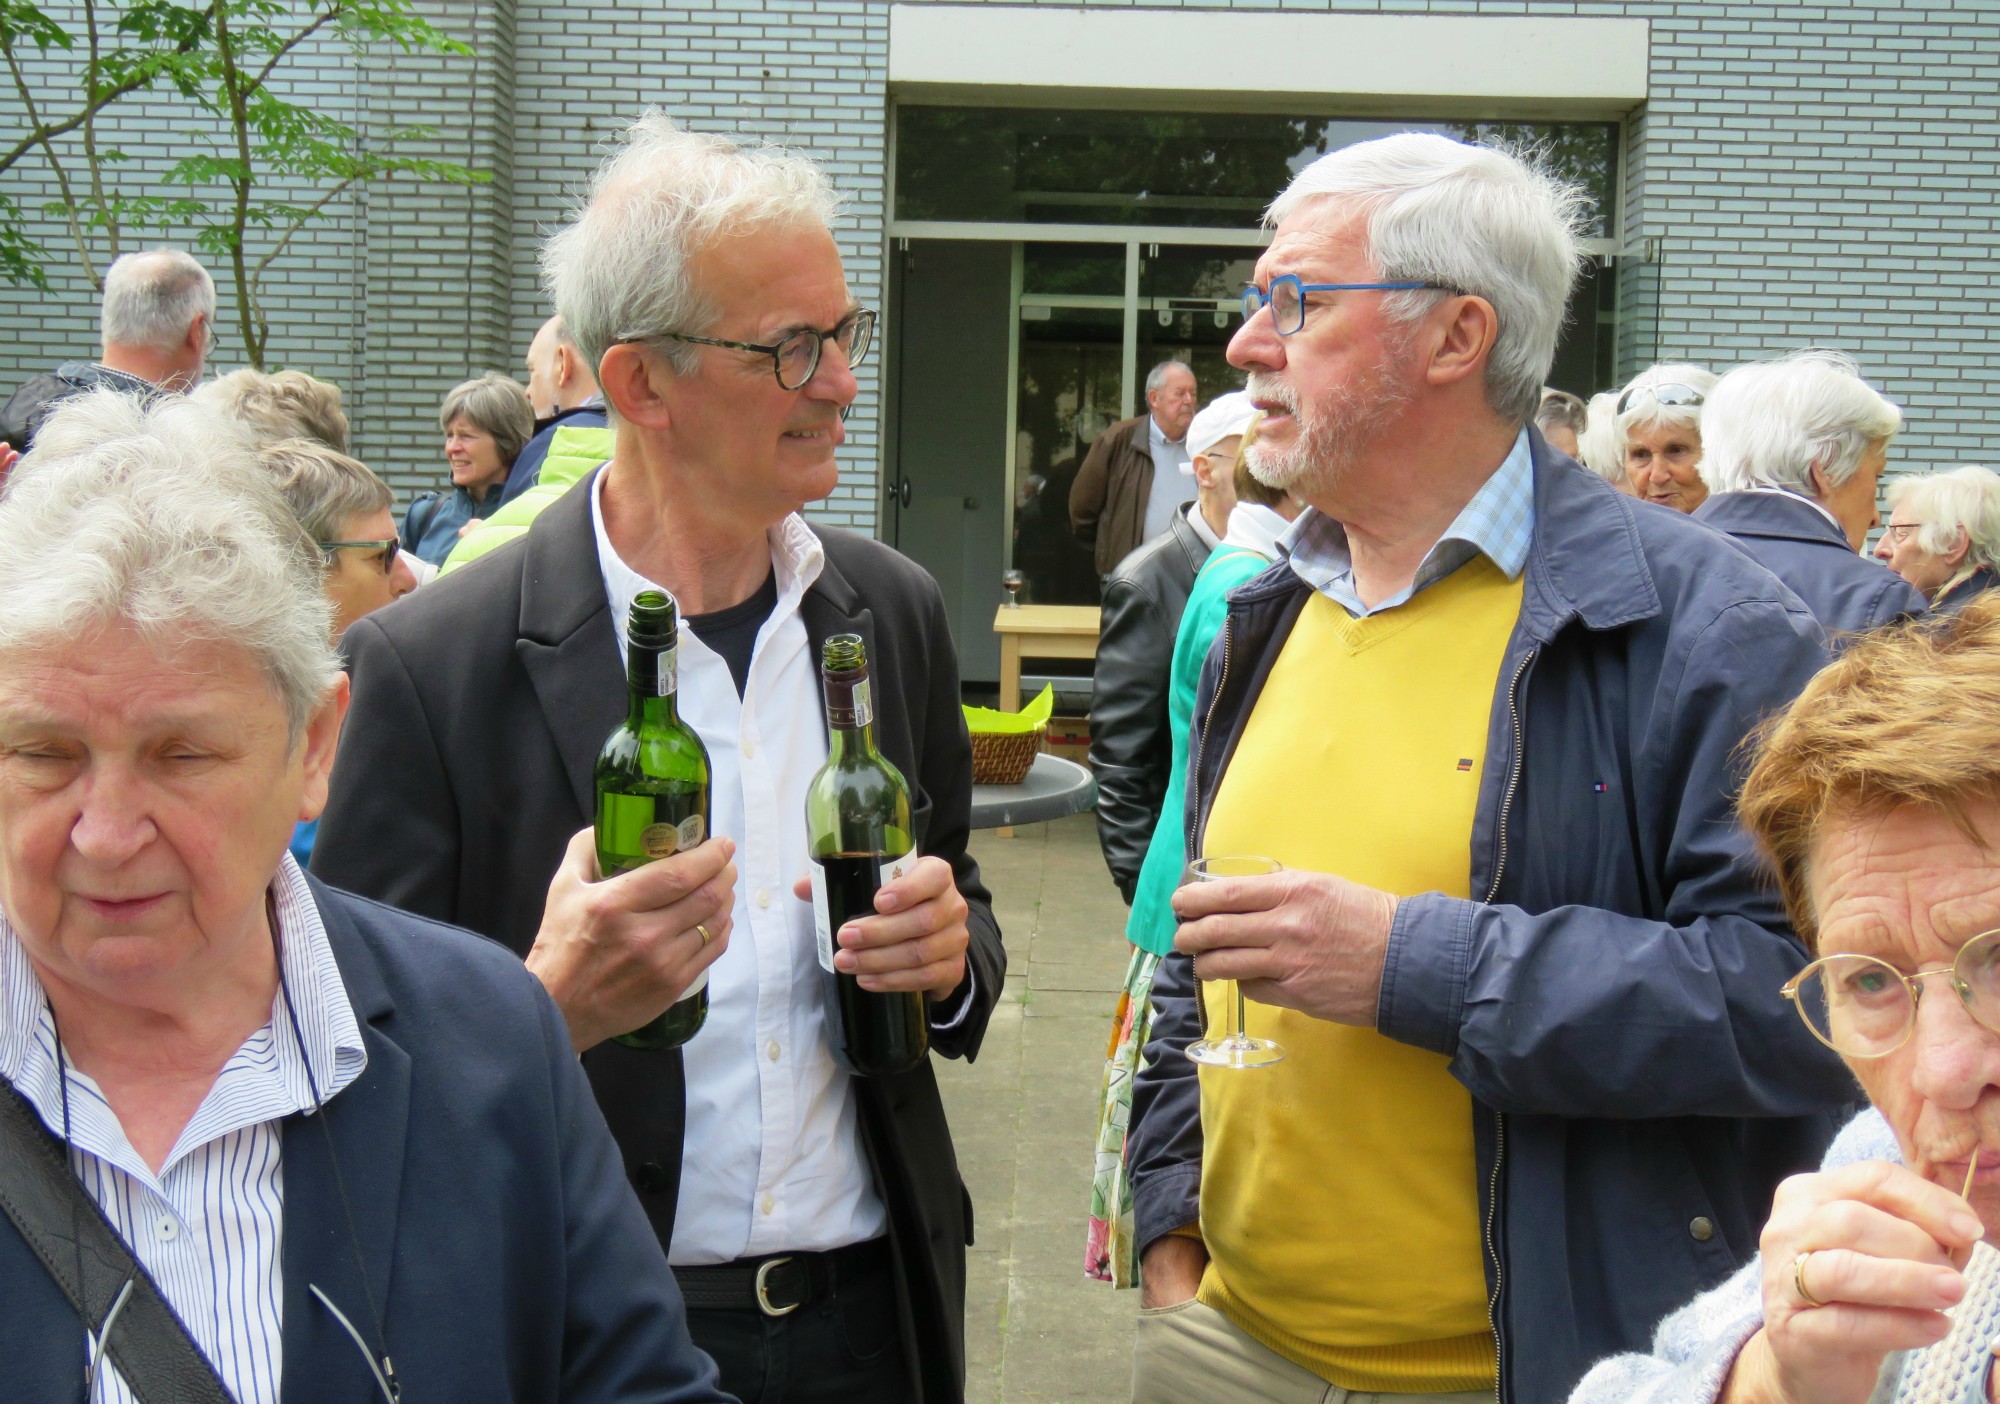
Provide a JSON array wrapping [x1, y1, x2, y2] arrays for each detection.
[[0, 1078, 235, 1404]]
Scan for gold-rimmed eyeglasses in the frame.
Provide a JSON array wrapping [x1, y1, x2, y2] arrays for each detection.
[[1781, 928, 2000, 1058]]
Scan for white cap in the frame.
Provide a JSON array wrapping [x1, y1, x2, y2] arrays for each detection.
[[1185, 390, 1258, 462]]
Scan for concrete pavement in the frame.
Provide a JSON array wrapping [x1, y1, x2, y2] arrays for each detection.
[[940, 813, 1141, 1402]]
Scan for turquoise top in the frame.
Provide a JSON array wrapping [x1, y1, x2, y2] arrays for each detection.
[[1124, 546, 1274, 955]]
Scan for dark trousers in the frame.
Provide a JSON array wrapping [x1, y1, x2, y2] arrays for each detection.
[[680, 1250, 914, 1404]]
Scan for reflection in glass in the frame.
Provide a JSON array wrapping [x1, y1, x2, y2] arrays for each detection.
[[1011, 306, 1122, 606]]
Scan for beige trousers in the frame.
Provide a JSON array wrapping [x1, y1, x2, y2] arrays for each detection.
[[1130, 1298, 1493, 1404]]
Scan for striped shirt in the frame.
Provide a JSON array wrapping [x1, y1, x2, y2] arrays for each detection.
[[1280, 427, 1537, 617], [0, 854, 365, 1404]]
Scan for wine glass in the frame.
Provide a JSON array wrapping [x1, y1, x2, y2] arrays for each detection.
[[1001, 568, 1025, 608], [1182, 855, 1286, 1069]]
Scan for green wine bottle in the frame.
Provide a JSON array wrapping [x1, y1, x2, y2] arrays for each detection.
[[595, 589, 713, 1051], [804, 634, 929, 1077]]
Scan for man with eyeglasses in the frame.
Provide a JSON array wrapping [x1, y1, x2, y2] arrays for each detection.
[[313, 112, 1002, 1404], [1125, 134, 1856, 1404]]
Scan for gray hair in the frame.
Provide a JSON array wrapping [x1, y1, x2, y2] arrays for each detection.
[[1574, 390, 1626, 485], [101, 249, 215, 353], [0, 390, 339, 744], [541, 110, 842, 377], [1699, 350, 1902, 496], [190, 368, 351, 452], [1535, 388, 1588, 437], [259, 438, 394, 544], [1887, 465, 2000, 574], [438, 372, 534, 469], [1145, 361, 1193, 395], [1267, 133, 1587, 422], [1616, 363, 1718, 441]]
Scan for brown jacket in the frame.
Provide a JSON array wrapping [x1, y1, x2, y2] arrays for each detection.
[[1068, 415, 1161, 576]]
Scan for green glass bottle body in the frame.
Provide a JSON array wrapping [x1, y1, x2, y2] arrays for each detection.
[[804, 634, 929, 1077], [594, 590, 713, 1051]]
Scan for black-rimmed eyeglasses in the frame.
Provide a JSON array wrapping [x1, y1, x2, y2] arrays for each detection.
[[619, 308, 876, 390], [1242, 275, 1456, 337], [320, 537, 402, 575]]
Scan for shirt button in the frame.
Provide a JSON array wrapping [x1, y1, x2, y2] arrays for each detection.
[[1688, 1216, 1714, 1242], [741, 738, 756, 759], [756, 888, 772, 909], [154, 1215, 179, 1243], [767, 1040, 781, 1061], [760, 1194, 776, 1216]]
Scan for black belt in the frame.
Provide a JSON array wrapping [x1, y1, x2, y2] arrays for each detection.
[[674, 1237, 893, 1317]]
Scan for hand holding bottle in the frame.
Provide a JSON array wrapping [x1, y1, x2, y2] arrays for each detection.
[[789, 854, 969, 999], [528, 826, 737, 1054]]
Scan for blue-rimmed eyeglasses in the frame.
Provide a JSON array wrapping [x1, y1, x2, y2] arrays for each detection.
[[1242, 275, 1456, 337], [618, 308, 876, 390]]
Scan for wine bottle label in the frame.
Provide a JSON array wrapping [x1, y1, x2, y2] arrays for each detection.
[[654, 646, 678, 698], [826, 678, 872, 729], [640, 812, 705, 857], [812, 850, 914, 973]]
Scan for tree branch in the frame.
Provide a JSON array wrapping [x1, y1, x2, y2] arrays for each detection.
[[81, 0, 117, 266], [249, 4, 342, 94], [248, 172, 360, 285], [1, 27, 95, 285]]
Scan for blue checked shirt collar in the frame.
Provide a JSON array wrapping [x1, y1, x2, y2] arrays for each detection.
[[1279, 428, 1536, 617]]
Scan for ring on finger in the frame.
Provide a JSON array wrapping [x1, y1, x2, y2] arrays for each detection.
[[695, 922, 712, 948], [1792, 1250, 1828, 1309]]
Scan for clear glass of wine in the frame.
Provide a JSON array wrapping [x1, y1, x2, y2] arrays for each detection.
[[1183, 855, 1287, 1069], [1001, 568, 1025, 608]]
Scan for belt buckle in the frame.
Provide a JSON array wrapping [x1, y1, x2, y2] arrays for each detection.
[[755, 1257, 801, 1318]]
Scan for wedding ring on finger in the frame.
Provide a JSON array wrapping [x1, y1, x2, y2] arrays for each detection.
[[695, 922, 712, 948], [1792, 1250, 1829, 1309]]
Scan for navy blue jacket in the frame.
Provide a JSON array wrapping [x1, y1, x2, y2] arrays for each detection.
[[499, 401, 610, 508], [1127, 434, 1857, 1404], [1693, 490, 1923, 642], [1, 879, 732, 1404], [1935, 564, 2000, 614]]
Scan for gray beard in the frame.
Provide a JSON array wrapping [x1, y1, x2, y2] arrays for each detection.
[[1245, 370, 1411, 500]]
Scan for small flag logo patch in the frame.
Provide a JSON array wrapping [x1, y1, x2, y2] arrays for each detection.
[[1456, 758, 1474, 772], [1593, 781, 1609, 793]]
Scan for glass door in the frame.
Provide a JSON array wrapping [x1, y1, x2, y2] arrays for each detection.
[[1136, 244, 1256, 406]]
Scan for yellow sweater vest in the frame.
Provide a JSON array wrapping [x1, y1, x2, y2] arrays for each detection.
[[1195, 557, 1524, 1392]]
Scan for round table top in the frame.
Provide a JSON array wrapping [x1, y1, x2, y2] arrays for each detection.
[[969, 753, 1096, 829]]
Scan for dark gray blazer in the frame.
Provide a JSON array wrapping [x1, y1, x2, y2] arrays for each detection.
[[312, 473, 1003, 1402]]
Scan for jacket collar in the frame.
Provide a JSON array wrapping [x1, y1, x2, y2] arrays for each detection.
[[282, 877, 412, 1403], [1693, 489, 1853, 552]]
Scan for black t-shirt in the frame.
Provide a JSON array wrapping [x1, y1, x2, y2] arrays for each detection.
[[686, 569, 779, 698]]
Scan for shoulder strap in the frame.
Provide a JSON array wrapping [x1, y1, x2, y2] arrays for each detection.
[[405, 490, 444, 546], [0, 1079, 234, 1404]]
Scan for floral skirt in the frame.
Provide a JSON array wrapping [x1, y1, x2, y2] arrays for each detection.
[[1085, 946, 1162, 1286]]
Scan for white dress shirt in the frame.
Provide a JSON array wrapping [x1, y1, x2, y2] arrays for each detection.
[[0, 855, 366, 1404], [591, 471, 889, 1264]]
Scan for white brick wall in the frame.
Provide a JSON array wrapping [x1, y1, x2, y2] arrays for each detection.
[[3, 0, 1996, 524]]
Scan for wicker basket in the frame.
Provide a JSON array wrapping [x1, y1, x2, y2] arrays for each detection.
[[969, 726, 1044, 785]]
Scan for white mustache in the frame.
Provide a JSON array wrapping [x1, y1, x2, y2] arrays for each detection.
[[1245, 374, 1298, 415]]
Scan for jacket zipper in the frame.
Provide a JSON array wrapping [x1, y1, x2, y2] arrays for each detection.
[[1482, 646, 1534, 1404]]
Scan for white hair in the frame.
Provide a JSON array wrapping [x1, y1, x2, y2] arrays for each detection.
[[1887, 465, 2000, 573], [1267, 132, 1588, 422], [1699, 350, 1902, 496], [0, 390, 339, 744], [1575, 390, 1626, 485], [1616, 363, 1717, 441], [1145, 361, 1193, 395], [541, 110, 842, 377], [100, 248, 215, 353]]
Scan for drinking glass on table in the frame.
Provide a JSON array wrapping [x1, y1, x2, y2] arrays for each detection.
[[1183, 855, 1287, 1069]]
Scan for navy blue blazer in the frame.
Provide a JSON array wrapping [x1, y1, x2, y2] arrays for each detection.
[[0, 878, 734, 1404], [1693, 489, 1925, 643]]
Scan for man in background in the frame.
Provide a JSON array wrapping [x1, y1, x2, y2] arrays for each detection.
[[1070, 360, 1199, 579], [500, 312, 609, 506], [1, 248, 214, 449]]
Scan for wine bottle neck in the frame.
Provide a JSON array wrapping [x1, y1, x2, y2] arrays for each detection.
[[627, 643, 682, 723], [824, 669, 880, 758]]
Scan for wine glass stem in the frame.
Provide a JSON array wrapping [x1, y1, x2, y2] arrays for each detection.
[[1231, 982, 1247, 1045]]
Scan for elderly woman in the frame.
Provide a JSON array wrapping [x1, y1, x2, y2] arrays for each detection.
[[406, 370, 533, 566], [1620, 362, 1719, 512], [1693, 350, 1925, 638], [1572, 598, 2000, 1404], [189, 367, 352, 452], [1877, 465, 2000, 614], [1574, 389, 1630, 492], [0, 392, 727, 1402]]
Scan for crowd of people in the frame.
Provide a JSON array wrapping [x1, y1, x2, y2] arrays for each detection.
[[1, 112, 1998, 1404]]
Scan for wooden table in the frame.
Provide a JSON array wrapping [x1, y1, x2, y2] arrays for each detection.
[[992, 604, 1101, 710]]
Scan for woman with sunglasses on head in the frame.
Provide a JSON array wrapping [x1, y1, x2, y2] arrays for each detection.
[[1619, 363, 1719, 512], [1572, 598, 2000, 1404]]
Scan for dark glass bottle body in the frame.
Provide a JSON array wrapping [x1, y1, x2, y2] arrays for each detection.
[[804, 634, 929, 1076], [595, 590, 713, 1050]]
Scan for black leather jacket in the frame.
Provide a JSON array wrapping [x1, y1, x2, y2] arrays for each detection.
[[1087, 510, 1212, 900]]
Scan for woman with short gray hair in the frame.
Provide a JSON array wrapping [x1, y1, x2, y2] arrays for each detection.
[[0, 389, 731, 1404], [406, 371, 534, 566], [1877, 464, 2000, 613], [1692, 350, 1922, 640], [1618, 362, 1718, 512]]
